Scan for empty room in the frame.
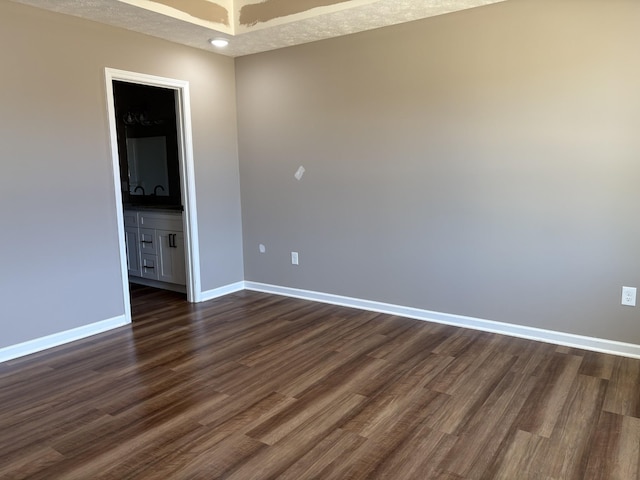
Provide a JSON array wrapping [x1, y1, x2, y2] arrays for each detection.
[[1, 0, 639, 478]]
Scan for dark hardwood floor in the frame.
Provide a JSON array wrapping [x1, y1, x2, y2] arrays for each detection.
[[1, 285, 640, 479]]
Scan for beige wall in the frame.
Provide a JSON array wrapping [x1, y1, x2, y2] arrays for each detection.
[[0, 1, 243, 348], [236, 0, 640, 343]]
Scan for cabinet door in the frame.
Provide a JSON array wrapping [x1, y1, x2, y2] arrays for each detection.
[[157, 230, 186, 285], [124, 227, 141, 277]]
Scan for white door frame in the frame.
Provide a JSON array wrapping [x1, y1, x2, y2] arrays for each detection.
[[104, 68, 201, 323]]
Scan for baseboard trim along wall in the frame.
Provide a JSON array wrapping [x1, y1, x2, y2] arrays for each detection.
[[199, 281, 246, 303], [0, 315, 129, 364], [5, 281, 640, 364], [244, 281, 640, 360]]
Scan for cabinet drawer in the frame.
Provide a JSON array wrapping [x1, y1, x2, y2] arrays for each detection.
[[141, 254, 159, 280], [139, 228, 157, 255], [138, 212, 182, 232]]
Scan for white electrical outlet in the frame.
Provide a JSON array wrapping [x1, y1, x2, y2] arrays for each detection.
[[622, 286, 636, 306], [291, 252, 299, 265]]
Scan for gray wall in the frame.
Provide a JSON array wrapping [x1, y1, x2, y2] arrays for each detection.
[[0, 1, 243, 349], [3, 0, 639, 352], [236, 0, 640, 343]]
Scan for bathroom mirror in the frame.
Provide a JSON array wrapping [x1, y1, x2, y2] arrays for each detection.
[[126, 136, 170, 197]]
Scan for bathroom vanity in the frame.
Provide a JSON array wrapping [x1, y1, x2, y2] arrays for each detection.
[[124, 208, 186, 292]]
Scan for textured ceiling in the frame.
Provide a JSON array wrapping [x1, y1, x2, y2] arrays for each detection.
[[9, 0, 507, 57]]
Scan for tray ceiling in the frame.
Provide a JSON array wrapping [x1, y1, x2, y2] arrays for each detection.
[[10, 0, 508, 57]]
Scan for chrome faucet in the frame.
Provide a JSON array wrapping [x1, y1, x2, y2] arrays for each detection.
[[133, 186, 145, 195], [153, 185, 165, 195]]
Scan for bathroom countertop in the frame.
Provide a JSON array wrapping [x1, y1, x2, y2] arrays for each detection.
[[123, 204, 184, 213]]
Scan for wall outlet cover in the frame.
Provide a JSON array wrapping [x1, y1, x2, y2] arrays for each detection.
[[622, 286, 637, 307]]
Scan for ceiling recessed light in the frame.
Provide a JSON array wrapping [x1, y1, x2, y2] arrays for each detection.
[[209, 38, 229, 48]]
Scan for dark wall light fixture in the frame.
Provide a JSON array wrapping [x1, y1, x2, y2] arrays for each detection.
[[209, 37, 229, 48]]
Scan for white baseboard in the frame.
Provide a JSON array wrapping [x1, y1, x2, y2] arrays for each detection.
[[244, 282, 640, 359], [0, 315, 129, 364], [6, 281, 640, 364], [198, 281, 246, 303]]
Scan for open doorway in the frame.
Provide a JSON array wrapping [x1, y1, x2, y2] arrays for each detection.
[[105, 68, 201, 324], [113, 81, 182, 210]]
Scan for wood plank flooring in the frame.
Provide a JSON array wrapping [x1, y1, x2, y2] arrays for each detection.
[[1, 286, 640, 479]]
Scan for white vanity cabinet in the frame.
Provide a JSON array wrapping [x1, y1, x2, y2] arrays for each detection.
[[124, 209, 186, 287]]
